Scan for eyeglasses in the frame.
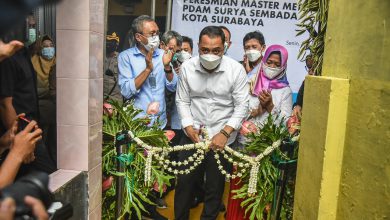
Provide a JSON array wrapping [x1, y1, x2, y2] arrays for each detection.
[[140, 31, 160, 38]]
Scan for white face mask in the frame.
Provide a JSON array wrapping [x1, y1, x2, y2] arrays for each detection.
[[177, 51, 192, 63], [263, 64, 283, 79], [199, 54, 222, 70], [245, 49, 262, 62], [142, 35, 160, 51]]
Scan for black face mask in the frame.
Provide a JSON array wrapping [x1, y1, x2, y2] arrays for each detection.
[[106, 41, 118, 53]]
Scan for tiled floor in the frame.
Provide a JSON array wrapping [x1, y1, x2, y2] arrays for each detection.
[[158, 183, 230, 220]]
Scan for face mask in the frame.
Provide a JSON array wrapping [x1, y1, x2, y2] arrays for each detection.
[[177, 51, 192, 63], [199, 54, 222, 70], [263, 64, 283, 79], [245, 49, 262, 62], [41, 47, 55, 60], [142, 35, 160, 51], [172, 53, 178, 63], [223, 42, 229, 54], [27, 28, 36, 45]]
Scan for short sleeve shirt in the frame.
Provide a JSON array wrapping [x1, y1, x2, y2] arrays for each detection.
[[0, 47, 39, 131]]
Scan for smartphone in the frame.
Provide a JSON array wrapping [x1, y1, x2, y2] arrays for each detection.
[[18, 116, 31, 132]]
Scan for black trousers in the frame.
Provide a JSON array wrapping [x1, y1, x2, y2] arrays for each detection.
[[174, 135, 231, 220]]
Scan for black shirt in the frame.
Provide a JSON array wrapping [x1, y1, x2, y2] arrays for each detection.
[[294, 80, 305, 108], [0, 47, 39, 132]]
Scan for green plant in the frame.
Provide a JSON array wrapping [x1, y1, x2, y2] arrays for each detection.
[[233, 116, 298, 220], [102, 100, 173, 219], [296, 0, 329, 75]]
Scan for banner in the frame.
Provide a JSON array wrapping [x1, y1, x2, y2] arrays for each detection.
[[171, 0, 308, 94]]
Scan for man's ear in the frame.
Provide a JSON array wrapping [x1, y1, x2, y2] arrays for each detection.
[[261, 45, 266, 53], [134, 33, 142, 43]]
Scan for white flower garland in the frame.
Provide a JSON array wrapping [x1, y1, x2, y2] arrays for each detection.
[[153, 149, 205, 175], [127, 130, 295, 195], [145, 150, 153, 184]]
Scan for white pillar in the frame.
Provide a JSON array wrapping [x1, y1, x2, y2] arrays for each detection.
[[56, 0, 105, 218]]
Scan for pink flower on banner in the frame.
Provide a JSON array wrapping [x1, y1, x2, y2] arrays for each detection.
[[102, 176, 114, 191], [153, 181, 167, 193], [144, 149, 148, 157], [103, 103, 113, 117], [164, 130, 176, 141], [239, 121, 258, 136], [146, 102, 160, 115]]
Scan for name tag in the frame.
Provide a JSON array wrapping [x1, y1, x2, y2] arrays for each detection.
[[149, 75, 156, 89]]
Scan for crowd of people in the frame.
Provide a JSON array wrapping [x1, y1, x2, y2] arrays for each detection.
[[0, 5, 310, 218], [0, 1, 59, 218], [103, 14, 312, 220]]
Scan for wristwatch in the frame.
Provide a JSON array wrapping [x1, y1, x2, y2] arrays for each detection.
[[220, 129, 230, 138]]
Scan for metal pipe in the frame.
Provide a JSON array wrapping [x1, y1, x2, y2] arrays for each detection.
[[165, 0, 172, 31], [271, 142, 296, 220], [114, 131, 129, 219], [272, 169, 287, 220], [151, 0, 156, 19]]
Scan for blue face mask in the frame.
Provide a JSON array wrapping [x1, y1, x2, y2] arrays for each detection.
[[41, 47, 55, 60]]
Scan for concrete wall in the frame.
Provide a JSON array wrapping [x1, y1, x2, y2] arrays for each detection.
[[325, 0, 390, 218], [293, 0, 390, 219], [108, 0, 167, 16]]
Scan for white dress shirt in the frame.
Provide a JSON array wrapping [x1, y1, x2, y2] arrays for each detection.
[[176, 55, 250, 145]]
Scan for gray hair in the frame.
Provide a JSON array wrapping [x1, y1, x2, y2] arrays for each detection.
[[131, 15, 154, 35], [161, 30, 183, 47]]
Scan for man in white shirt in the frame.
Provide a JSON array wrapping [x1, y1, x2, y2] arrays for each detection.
[[175, 26, 249, 220], [220, 26, 232, 55]]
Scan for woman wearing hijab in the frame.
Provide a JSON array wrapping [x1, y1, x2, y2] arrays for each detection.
[[32, 35, 56, 100], [247, 44, 292, 124], [226, 45, 292, 220], [31, 35, 56, 164]]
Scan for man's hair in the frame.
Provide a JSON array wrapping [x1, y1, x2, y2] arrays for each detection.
[[131, 15, 154, 36], [243, 31, 265, 46], [199, 26, 225, 44], [161, 30, 183, 47], [182, 36, 193, 50], [219, 26, 231, 41]]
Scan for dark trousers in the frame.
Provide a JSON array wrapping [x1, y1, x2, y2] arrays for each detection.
[[39, 98, 57, 166], [174, 135, 231, 220]]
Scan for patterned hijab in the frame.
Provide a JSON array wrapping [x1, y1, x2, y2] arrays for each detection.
[[251, 44, 289, 96]]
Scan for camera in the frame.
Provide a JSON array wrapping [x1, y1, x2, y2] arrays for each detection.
[[0, 171, 73, 220]]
